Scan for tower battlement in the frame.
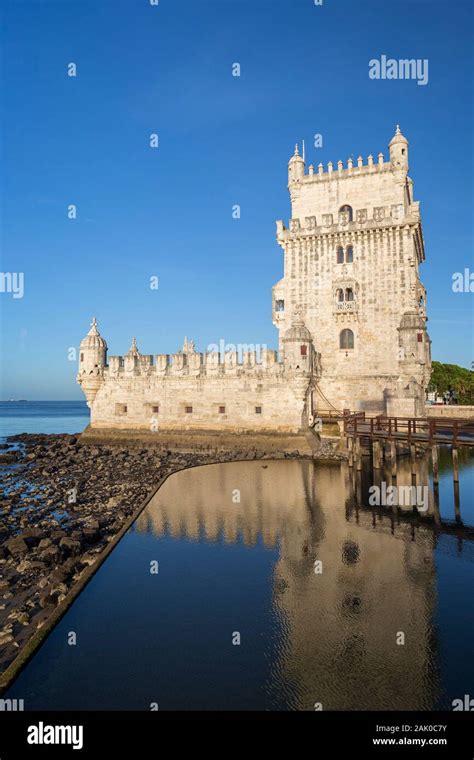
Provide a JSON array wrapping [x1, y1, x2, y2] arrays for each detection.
[[105, 346, 284, 377]]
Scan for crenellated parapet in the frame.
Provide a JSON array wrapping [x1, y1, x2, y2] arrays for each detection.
[[288, 126, 409, 190], [104, 346, 283, 380], [294, 152, 392, 187]]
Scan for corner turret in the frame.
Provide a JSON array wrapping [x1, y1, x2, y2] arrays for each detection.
[[77, 317, 108, 406], [282, 319, 314, 372], [288, 143, 305, 185], [389, 125, 409, 177]]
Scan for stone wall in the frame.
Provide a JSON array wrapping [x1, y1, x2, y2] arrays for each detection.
[[425, 405, 474, 419], [90, 362, 312, 433]]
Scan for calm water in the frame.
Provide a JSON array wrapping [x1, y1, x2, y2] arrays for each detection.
[[5, 456, 474, 711], [0, 401, 90, 438]]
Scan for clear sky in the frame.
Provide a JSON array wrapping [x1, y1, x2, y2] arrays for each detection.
[[0, 0, 473, 400]]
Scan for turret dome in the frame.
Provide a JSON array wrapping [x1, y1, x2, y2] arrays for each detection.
[[80, 317, 108, 351], [283, 319, 312, 342], [389, 125, 408, 147], [288, 143, 304, 164]]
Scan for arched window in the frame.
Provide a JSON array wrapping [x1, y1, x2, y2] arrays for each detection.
[[337, 288, 344, 302], [346, 245, 353, 263], [336, 246, 344, 264], [339, 329, 354, 350], [339, 205, 353, 222], [345, 288, 354, 301]]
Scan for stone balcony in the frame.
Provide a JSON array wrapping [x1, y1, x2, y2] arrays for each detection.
[[334, 301, 358, 313]]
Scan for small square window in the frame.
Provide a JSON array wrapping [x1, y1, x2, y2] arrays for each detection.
[[115, 403, 127, 415], [152, 405, 159, 413], [218, 405, 226, 414], [185, 405, 193, 413], [255, 406, 262, 414]]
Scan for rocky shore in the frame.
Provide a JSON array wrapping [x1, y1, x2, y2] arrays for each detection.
[[0, 433, 345, 681]]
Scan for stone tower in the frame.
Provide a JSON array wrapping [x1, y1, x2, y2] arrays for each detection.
[[273, 126, 431, 415], [77, 317, 108, 406]]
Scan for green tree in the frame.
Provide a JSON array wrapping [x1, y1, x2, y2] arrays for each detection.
[[428, 362, 474, 405]]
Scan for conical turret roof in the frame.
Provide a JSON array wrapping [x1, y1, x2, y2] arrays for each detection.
[[80, 318, 108, 350]]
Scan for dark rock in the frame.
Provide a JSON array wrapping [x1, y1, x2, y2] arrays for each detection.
[[0, 452, 19, 464], [51, 530, 67, 544], [59, 537, 81, 557], [5, 537, 29, 557], [19, 527, 44, 547], [38, 538, 53, 551], [50, 568, 68, 584], [38, 546, 60, 564]]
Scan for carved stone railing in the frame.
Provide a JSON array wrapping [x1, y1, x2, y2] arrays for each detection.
[[334, 301, 358, 313]]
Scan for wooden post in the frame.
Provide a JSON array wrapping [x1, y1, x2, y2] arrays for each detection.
[[372, 440, 381, 469], [390, 440, 397, 479], [348, 437, 353, 467], [432, 444, 439, 486], [454, 481, 461, 522], [355, 470, 362, 507], [410, 443, 417, 486], [433, 483, 441, 526], [452, 447, 459, 483], [355, 437, 362, 471]]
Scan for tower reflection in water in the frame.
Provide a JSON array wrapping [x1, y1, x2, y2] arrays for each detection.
[[135, 459, 439, 710]]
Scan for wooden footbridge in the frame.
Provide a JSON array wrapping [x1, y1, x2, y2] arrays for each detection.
[[341, 411, 474, 483]]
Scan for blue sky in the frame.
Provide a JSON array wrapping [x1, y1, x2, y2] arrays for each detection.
[[0, 0, 473, 400]]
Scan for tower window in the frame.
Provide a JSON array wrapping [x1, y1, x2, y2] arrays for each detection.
[[339, 205, 353, 222], [345, 288, 354, 301], [185, 405, 193, 413], [255, 406, 262, 414], [346, 246, 354, 263], [115, 403, 127, 415], [275, 299, 285, 312], [336, 246, 344, 264], [337, 288, 344, 302], [417, 333, 423, 343], [219, 405, 226, 414], [80, 353, 84, 362], [300, 345, 307, 356], [339, 329, 354, 350], [152, 405, 159, 413]]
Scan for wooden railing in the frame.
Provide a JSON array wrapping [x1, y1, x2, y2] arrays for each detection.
[[343, 413, 474, 446]]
